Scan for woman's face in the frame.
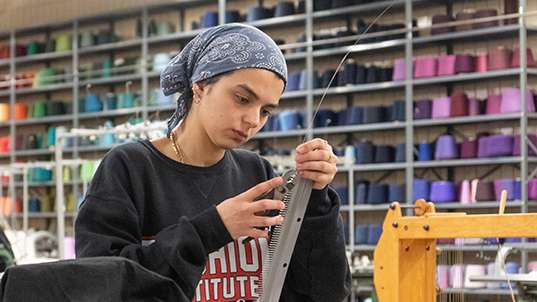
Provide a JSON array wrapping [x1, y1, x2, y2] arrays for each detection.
[[193, 68, 284, 150]]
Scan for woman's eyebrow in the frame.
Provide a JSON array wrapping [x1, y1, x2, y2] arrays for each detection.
[[236, 84, 259, 100]]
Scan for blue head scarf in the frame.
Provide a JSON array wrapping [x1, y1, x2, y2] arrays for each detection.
[[161, 23, 288, 136]]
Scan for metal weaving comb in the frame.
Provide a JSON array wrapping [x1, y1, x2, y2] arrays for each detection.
[[256, 169, 313, 302]]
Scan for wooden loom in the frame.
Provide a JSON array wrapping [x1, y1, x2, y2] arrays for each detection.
[[374, 197, 537, 302]]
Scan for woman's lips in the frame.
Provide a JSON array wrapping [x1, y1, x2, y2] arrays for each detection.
[[233, 130, 248, 142]]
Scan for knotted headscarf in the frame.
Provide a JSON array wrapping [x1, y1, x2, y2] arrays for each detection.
[[161, 23, 288, 136]]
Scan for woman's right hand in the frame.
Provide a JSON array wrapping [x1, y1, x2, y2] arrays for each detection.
[[216, 177, 285, 240]]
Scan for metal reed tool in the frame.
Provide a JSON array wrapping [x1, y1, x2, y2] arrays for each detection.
[[255, 2, 398, 300]]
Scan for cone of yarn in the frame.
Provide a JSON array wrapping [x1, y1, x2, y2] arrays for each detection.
[[474, 9, 499, 29], [477, 53, 488, 72], [488, 47, 513, 71], [512, 48, 535, 68], [437, 55, 456, 76], [432, 97, 451, 119], [0, 104, 9, 122], [486, 94, 502, 115], [431, 15, 455, 35], [450, 91, 469, 117], [414, 57, 438, 78], [455, 11, 475, 31], [464, 265, 487, 288], [14, 104, 28, 120], [501, 88, 535, 114], [460, 180, 471, 204]]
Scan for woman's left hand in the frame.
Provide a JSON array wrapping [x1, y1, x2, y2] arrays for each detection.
[[295, 138, 338, 190]]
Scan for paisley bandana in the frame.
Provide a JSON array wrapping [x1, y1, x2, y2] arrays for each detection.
[[161, 23, 288, 136]]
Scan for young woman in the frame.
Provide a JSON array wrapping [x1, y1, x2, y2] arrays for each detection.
[[75, 23, 351, 302]]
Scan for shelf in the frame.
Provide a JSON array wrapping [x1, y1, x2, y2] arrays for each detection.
[[440, 288, 518, 296], [340, 201, 536, 212], [15, 115, 75, 126], [414, 113, 537, 127], [312, 0, 418, 22], [0, 58, 9, 68], [313, 81, 406, 97], [414, 156, 537, 168], [78, 39, 143, 55], [7, 212, 77, 219], [255, 122, 405, 139], [339, 162, 407, 172], [413, 68, 537, 86], [245, 14, 307, 30], [14, 51, 73, 64], [15, 82, 74, 95], [79, 107, 144, 120], [146, 29, 204, 45], [413, 24, 530, 46], [314, 122, 406, 135], [79, 73, 142, 87]]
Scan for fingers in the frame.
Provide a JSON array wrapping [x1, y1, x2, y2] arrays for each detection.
[[296, 138, 330, 154], [295, 138, 338, 190], [240, 177, 283, 200]]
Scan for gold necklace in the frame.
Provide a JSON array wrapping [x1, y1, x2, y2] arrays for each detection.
[[169, 129, 188, 164]]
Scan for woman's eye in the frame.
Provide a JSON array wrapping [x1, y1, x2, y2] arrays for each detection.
[[261, 109, 272, 117], [238, 96, 248, 104]]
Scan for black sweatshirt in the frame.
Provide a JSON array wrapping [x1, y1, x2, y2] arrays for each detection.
[[75, 140, 351, 302]]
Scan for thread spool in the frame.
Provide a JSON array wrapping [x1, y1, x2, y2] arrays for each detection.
[[454, 54, 476, 74], [274, 2, 295, 17], [432, 97, 451, 119], [389, 100, 405, 122], [354, 141, 375, 164], [0, 104, 9, 122], [367, 183, 388, 204], [346, 107, 363, 125], [355, 182, 368, 205], [279, 110, 301, 132], [431, 15, 455, 35], [464, 265, 487, 288], [494, 179, 515, 201], [418, 142, 432, 161], [455, 11, 475, 31], [344, 145, 355, 165], [97, 30, 112, 44], [362, 106, 386, 124], [486, 94, 502, 115], [392, 58, 408, 81], [366, 223, 383, 245], [355, 65, 367, 84], [430, 181, 455, 203], [438, 55, 456, 76], [502, 262, 519, 288], [435, 136, 457, 160], [437, 265, 450, 289], [413, 179, 430, 202], [395, 143, 406, 162], [374, 146, 395, 163], [474, 9, 499, 29], [225, 11, 241, 23], [153, 53, 172, 73], [334, 187, 348, 205], [477, 53, 488, 72], [486, 135, 513, 157], [354, 225, 368, 244], [450, 91, 469, 117], [450, 264, 465, 288], [512, 48, 535, 68], [414, 100, 433, 119], [488, 47, 513, 71], [501, 88, 535, 114]]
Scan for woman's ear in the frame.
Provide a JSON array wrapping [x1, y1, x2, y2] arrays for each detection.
[[192, 82, 204, 98]]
